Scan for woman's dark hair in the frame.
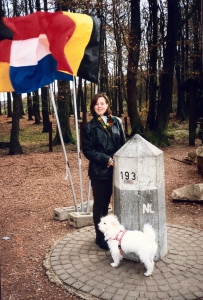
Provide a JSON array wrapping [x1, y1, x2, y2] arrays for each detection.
[[90, 93, 112, 117]]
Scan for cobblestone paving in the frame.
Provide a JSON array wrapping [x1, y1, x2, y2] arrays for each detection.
[[44, 225, 203, 300]]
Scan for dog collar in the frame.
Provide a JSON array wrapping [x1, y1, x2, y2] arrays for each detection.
[[114, 229, 126, 255]]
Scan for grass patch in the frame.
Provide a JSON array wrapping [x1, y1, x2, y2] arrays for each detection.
[[167, 120, 189, 140], [0, 114, 78, 154]]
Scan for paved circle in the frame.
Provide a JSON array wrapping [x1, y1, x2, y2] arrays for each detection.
[[44, 225, 203, 300]]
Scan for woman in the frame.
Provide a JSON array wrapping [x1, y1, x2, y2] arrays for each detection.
[[82, 93, 126, 250]]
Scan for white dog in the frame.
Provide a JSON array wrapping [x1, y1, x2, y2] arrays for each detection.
[[98, 214, 158, 276]]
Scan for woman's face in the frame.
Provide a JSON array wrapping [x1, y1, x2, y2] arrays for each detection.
[[94, 97, 108, 116]]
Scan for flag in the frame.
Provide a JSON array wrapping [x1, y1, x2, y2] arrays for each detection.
[[0, 11, 101, 94]]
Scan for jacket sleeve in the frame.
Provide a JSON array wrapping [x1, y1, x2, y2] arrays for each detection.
[[82, 123, 110, 166], [116, 117, 126, 145]]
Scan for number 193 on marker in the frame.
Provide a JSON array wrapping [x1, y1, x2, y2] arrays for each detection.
[[120, 171, 136, 181]]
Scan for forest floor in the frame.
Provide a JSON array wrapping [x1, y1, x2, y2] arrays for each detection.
[[0, 113, 203, 300]]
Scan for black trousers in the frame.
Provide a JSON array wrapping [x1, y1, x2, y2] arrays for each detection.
[[91, 178, 113, 240]]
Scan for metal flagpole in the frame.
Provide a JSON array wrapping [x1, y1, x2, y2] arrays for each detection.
[[72, 77, 84, 212], [49, 84, 78, 212]]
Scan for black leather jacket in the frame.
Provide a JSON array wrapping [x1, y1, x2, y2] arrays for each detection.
[[82, 116, 126, 179]]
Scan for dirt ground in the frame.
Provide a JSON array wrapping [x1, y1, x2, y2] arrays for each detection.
[[0, 115, 203, 300]]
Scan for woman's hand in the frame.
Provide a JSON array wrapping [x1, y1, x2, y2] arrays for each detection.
[[107, 157, 114, 167]]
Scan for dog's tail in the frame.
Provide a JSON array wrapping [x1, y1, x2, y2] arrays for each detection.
[[143, 224, 156, 241]]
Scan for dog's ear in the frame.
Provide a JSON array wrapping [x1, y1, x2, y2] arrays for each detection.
[[111, 216, 119, 227]]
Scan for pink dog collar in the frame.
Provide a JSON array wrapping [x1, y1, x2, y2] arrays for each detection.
[[114, 229, 126, 255]]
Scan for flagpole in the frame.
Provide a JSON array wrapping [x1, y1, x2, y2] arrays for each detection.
[[72, 77, 84, 212], [49, 84, 78, 212]]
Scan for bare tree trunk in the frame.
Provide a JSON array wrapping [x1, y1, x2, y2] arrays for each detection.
[[7, 92, 12, 118], [155, 0, 180, 144], [175, 58, 187, 120], [41, 86, 50, 132], [146, 0, 158, 130], [27, 92, 33, 121], [112, 2, 123, 116], [82, 80, 87, 124], [76, 77, 83, 120], [53, 80, 74, 145], [9, 93, 22, 155], [126, 0, 144, 135], [96, 1, 108, 93], [33, 90, 41, 124]]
